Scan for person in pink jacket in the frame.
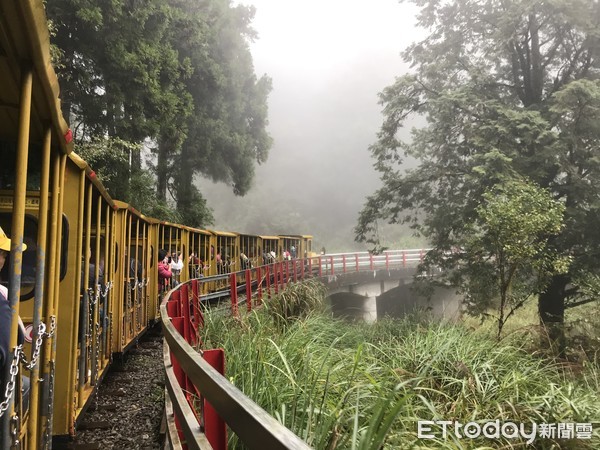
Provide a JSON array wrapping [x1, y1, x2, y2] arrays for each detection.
[[158, 248, 172, 292]]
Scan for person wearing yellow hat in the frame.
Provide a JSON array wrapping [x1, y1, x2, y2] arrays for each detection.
[[0, 225, 27, 273], [0, 225, 29, 417]]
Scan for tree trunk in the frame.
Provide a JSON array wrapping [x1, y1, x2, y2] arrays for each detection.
[[176, 147, 194, 212], [538, 274, 568, 356], [156, 136, 171, 202]]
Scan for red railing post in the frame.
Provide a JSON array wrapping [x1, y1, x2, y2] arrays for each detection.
[[385, 252, 390, 270], [342, 255, 346, 273], [300, 258, 305, 280], [257, 266, 262, 303], [355, 254, 359, 272], [274, 263, 279, 295], [318, 257, 322, 277], [420, 249, 424, 262], [266, 265, 271, 298], [330, 256, 334, 275], [370, 253, 374, 271], [230, 272, 238, 317], [403, 251, 407, 267], [293, 259, 298, 282], [180, 284, 191, 344], [246, 269, 252, 312], [202, 349, 227, 450]]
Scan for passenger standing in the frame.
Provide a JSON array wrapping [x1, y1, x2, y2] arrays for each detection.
[[158, 249, 172, 292], [170, 252, 183, 285]]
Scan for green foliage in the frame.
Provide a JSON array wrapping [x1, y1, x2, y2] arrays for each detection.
[[356, 0, 600, 350], [46, 0, 271, 222], [460, 179, 567, 338], [201, 310, 600, 449], [264, 280, 328, 328], [75, 138, 134, 198]]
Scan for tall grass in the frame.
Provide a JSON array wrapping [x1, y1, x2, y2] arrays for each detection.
[[201, 284, 600, 449]]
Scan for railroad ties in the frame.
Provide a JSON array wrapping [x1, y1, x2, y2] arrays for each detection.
[[53, 324, 165, 450]]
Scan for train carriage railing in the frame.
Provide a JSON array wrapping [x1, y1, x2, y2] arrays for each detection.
[[161, 249, 428, 449]]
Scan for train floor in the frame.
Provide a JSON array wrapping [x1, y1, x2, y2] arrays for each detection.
[[55, 323, 166, 449]]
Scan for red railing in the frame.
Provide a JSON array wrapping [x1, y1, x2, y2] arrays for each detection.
[[161, 249, 429, 449]]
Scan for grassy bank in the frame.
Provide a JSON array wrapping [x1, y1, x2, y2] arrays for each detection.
[[201, 282, 600, 449]]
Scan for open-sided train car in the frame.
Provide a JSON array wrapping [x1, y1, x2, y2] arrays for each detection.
[[0, 1, 315, 448], [279, 235, 314, 260], [258, 235, 280, 264], [0, 0, 75, 446], [112, 201, 157, 352]]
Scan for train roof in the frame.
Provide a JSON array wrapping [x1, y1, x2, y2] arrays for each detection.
[[112, 199, 160, 223], [68, 152, 116, 207], [207, 229, 238, 237], [0, 0, 73, 154]]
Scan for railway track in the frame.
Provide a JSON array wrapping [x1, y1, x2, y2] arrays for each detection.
[[54, 324, 166, 450]]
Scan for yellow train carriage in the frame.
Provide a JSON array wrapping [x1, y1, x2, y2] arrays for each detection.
[[258, 235, 280, 264], [112, 201, 155, 353], [237, 233, 261, 270], [279, 235, 313, 260], [158, 221, 188, 287], [54, 153, 117, 438], [187, 227, 212, 281], [208, 230, 239, 276], [0, 0, 75, 447]]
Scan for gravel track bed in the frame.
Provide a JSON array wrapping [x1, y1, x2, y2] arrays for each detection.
[[69, 325, 165, 449]]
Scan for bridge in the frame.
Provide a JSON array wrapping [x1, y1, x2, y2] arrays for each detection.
[[160, 249, 461, 449], [316, 250, 461, 322]]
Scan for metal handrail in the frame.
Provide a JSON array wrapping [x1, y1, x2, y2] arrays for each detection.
[[161, 300, 313, 450], [162, 249, 430, 449]]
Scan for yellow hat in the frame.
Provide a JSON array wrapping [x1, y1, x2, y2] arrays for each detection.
[[0, 226, 27, 252]]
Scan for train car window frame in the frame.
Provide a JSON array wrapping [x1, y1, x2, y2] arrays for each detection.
[[0, 213, 69, 299]]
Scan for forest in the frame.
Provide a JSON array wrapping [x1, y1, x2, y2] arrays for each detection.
[[47, 0, 272, 227]]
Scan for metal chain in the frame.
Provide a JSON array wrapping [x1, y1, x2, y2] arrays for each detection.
[[46, 315, 56, 337], [93, 321, 101, 385], [19, 322, 47, 371], [87, 287, 97, 308], [0, 346, 21, 418], [100, 280, 113, 299], [10, 412, 21, 449]]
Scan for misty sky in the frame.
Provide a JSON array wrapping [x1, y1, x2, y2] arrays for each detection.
[[199, 0, 421, 250]]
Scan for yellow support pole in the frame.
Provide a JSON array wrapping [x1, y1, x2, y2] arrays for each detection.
[[27, 126, 52, 450], [70, 171, 85, 412], [3, 65, 32, 449], [78, 184, 92, 402], [47, 154, 67, 442]]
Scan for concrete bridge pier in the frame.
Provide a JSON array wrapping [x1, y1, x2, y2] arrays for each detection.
[[324, 270, 462, 322], [327, 276, 407, 322]]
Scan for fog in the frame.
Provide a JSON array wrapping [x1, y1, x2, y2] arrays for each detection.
[[198, 0, 422, 251]]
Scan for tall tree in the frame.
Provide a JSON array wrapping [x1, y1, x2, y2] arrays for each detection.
[[168, 0, 272, 227], [48, 0, 271, 227], [47, 0, 193, 209], [356, 0, 600, 353]]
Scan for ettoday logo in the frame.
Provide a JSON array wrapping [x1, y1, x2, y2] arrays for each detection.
[[417, 420, 593, 444]]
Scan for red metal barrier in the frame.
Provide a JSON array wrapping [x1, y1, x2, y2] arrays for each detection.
[[257, 266, 263, 303], [163, 250, 430, 449], [246, 269, 252, 312], [203, 349, 227, 450], [230, 272, 238, 317]]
